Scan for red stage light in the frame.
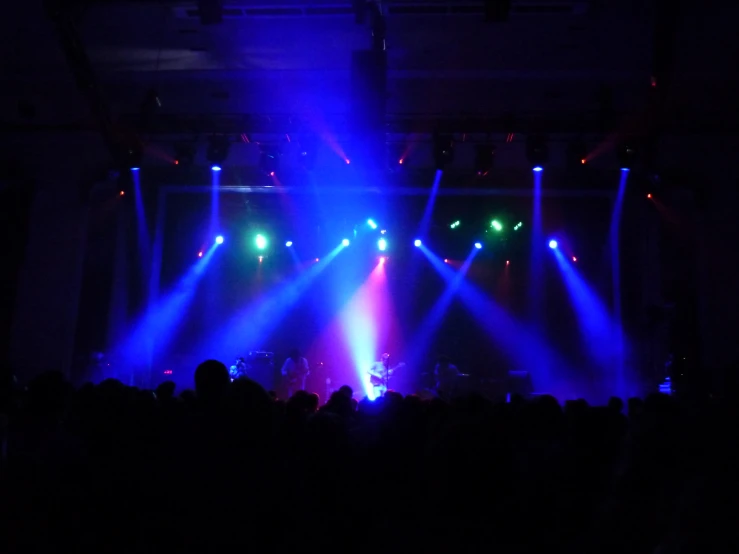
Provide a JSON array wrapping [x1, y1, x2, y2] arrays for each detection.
[[398, 159, 404, 164], [580, 158, 586, 164], [506, 260, 510, 265], [647, 193, 652, 199], [174, 159, 179, 165], [119, 190, 125, 196]]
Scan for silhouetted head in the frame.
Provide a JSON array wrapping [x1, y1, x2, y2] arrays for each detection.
[[289, 348, 301, 362], [437, 355, 451, 365], [194, 360, 230, 403], [156, 380, 176, 400], [338, 385, 353, 399], [607, 396, 624, 413], [381, 353, 390, 367]]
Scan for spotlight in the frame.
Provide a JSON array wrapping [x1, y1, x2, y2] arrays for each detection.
[[285, 241, 293, 247], [646, 193, 652, 199], [342, 238, 350, 246], [450, 220, 461, 229], [255, 234, 267, 250], [513, 221, 523, 231], [526, 135, 548, 169], [119, 190, 125, 196], [367, 219, 378, 229], [506, 260, 510, 265], [414, 239, 422, 247], [444, 258, 449, 263], [548, 240, 558, 249], [315, 258, 319, 262], [258, 256, 263, 262], [215, 235, 224, 245], [131, 167, 140, 172], [379, 256, 386, 263], [211, 165, 222, 171], [572, 256, 577, 262], [377, 238, 387, 251], [206, 135, 230, 166], [380, 229, 387, 235], [490, 220, 502, 231], [474, 242, 482, 249], [198, 251, 203, 258]]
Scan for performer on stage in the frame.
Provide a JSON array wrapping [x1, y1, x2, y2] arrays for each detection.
[[434, 355, 459, 399], [281, 348, 310, 398], [367, 353, 405, 399]]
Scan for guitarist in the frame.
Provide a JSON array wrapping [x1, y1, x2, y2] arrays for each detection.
[[281, 348, 310, 398], [367, 353, 405, 399]]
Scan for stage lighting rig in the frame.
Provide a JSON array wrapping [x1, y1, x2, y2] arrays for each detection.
[[298, 135, 318, 170], [526, 135, 548, 169], [174, 142, 195, 167], [617, 142, 637, 170], [206, 135, 230, 166], [433, 134, 455, 170], [474, 144, 495, 176], [259, 145, 280, 176], [567, 138, 588, 170], [121, 143, 142, 170]]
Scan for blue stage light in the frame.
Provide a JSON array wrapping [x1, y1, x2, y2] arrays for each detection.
[[285, 241, 293, 247], [255, 234, 267, 249], [131, 167, 140, 171], [548, 240, 558, 249], [533, 166, 543, 172], [215, 235, 224, 245], [211, 165, 222, 171], [378, 238, 387, 251], [342, 238, 350, 246], [414, 239, 422, 247], [367, 219, 378, 229], [474, 242, 482, 249]]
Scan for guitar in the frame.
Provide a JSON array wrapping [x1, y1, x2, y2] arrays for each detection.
[[368, 362, 406, 386]]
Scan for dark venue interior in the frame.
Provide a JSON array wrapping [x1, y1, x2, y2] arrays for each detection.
[[2, 0, 739, 552]]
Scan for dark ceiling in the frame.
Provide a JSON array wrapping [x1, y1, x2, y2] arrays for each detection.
[[1, 0, 737, 175]]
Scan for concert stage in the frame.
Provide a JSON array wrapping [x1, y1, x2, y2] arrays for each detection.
[[104, 176, 650, 403]]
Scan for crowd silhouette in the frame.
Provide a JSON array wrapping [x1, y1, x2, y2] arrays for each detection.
[[2, 359, 736, 553]]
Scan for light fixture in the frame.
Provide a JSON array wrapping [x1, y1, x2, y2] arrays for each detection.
[[414, 239, 422, 247], [526, 134, 548, 170], [215, 235, 224, 244], [285, 241, 293, 247], [548, 240, 558, 249], [206, 135, 230, 167], [342, 238, 350, 246], [474, 242, 482, 249]]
